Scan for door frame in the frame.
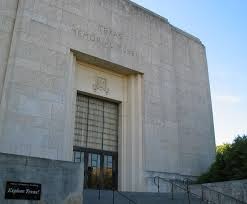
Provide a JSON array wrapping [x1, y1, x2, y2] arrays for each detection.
[[74, 146, 118, 190]]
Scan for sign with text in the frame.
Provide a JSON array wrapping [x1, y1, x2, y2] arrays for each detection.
[[5, 181, 41, 200]]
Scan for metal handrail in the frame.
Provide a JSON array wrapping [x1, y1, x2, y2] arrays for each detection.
[[153, 176, 192, 204], [153, 176, 218, 204], [96, 185, 137, 204], [154, 176, 187, 192], [112, 188, 137, 204]]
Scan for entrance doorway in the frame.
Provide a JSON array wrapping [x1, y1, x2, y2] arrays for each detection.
[[85, 150, 117, 189], [73, 149, 118, 189], [73, 94, 119, 190]]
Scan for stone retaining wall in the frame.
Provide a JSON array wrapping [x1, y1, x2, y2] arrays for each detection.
[[0, 153, 84, 204], [190, 180, 247, 203]]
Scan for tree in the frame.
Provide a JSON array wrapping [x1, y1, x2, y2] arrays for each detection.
[[197, 135, 247, 183]]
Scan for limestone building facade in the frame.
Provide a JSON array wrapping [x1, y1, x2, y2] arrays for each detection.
[[0, 0, 215, 192]]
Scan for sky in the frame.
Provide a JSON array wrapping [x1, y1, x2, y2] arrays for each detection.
[[132, 0, 247, 145]]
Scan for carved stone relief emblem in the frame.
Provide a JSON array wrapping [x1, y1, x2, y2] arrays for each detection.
[[92, 76, 109, 95]]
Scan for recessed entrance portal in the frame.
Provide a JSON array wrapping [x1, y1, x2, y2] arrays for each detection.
[[73, 93, 119, 189], [73, 61, 144, 191]]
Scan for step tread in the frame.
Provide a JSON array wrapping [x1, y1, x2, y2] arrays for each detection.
[[83, 189, 206, 204]]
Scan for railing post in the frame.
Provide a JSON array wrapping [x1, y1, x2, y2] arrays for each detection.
[[158, 177, 160, 193], [112, 188, 115, 204], [97, 184, 100, 200], [171, 181, 174, 200], [218, 192, 221, 204], [201, 185, 204, 201], [186, 180, 190, 204]]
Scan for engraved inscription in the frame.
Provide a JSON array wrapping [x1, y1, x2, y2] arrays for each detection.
[[98, 24, 124, 41], [92, 77, 109, 95], [72, 24, 142, 58]]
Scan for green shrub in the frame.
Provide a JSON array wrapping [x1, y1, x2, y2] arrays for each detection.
[[197, 135, 247, 183]]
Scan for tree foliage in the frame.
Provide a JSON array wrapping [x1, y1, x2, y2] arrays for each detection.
[[197, 135, 247, 183]]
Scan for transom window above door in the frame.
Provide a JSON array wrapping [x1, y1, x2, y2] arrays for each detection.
[[74, 93, 119, 152]]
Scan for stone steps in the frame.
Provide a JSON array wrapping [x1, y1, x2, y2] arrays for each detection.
[[84, 189, 206, 204]]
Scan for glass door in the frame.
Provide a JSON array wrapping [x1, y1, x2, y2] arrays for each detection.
[[86, 153, 101, 189], [82, 151, 117, 190], [103, 154, 113, 189]]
